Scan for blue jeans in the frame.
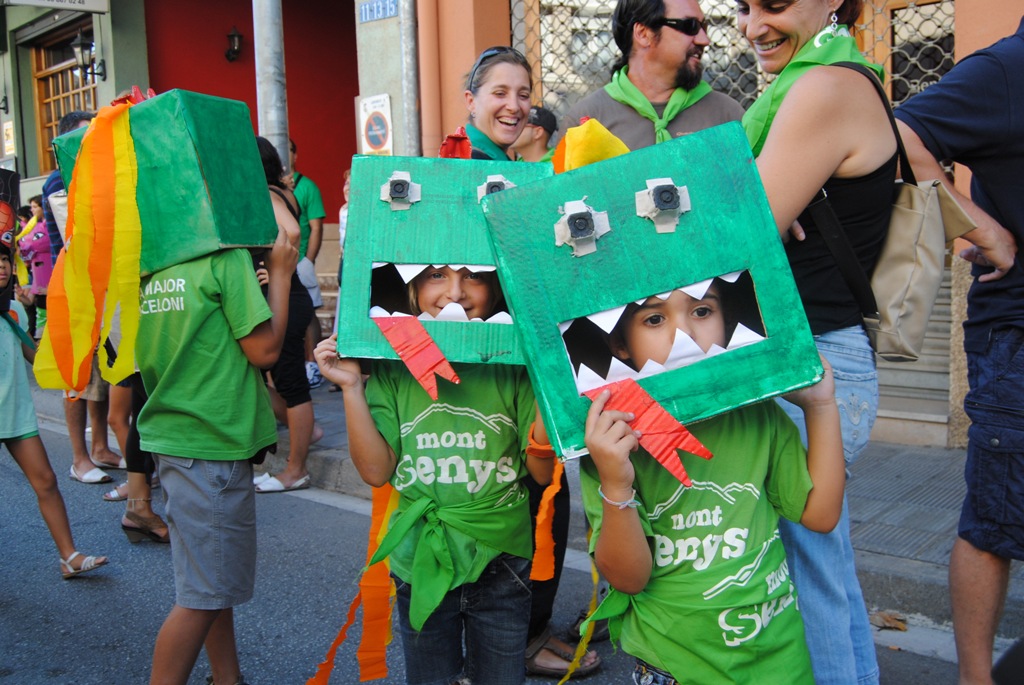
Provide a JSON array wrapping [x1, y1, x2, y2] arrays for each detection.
[[777, 326, 880, 685], [961, 327, 1024, 560], [395, 553, 532, 685]]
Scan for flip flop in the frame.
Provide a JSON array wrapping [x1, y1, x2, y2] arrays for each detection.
[[253, 472, 272, 485], [525, 626, 602, 679], [70, 464, 113, 484], [255, 474, 311, 493]]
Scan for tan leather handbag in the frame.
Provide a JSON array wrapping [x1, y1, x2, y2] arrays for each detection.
[[809, 62, 976, 363]]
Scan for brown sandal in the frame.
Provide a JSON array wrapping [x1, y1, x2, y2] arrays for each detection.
[[525, 626, 601, 679]]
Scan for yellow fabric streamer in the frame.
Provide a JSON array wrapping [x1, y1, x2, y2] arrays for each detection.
[[34, 103, 142, 390], [13, 215, 37, 286]]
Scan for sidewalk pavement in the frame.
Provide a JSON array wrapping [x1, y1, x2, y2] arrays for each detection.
[[263, 383, 1024, 640]]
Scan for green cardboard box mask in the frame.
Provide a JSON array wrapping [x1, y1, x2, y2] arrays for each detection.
[[335, 154, 552, 366], [481, 122, 822, 457], [52, 90, 276, 276]]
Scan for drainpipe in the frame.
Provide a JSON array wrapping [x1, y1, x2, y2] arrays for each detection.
[[252, 0, 289, 168], [417, 0, 441, 156], [399, 0, 421, 156]]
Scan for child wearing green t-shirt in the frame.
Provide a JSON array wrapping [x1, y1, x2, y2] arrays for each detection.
[[582, 283, 845, 684], [315, 265, 554, 685]]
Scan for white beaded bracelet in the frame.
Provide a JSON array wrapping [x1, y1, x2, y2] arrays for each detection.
[[598, 485, 641, 510]]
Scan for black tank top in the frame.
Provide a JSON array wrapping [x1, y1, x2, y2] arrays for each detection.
[[787, 153, 898, 335], [268, 185, 305, 290]]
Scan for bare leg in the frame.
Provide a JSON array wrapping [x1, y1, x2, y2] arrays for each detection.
[[8, 436, 76, 559], [89, 397, 121, 467], [205, 608, 243, 685], [274, 401, 314, 487], [950, 536, 1009, 685], [65, 397, 95, 477], [150, 606, 222, 685], [108, 383, 132, 457]]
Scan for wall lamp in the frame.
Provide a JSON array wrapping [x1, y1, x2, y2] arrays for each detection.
[[70, 30, 106, 82], [225, 26, 243, 62]]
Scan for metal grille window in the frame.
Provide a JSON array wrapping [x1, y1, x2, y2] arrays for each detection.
[[511, 1, 956, 120], [32, 24, 97, 174]]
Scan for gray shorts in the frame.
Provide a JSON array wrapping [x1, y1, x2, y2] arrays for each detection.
[[296, 257, 323, 308], [158, 454, 257, 609]]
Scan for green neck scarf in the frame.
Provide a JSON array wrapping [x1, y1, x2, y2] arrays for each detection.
[[2, 310, 35, 349], [368, 487, 530, 630], [742, 26, 883, 156], [466, 122, 512, 161], [603, 66, 712, 144]]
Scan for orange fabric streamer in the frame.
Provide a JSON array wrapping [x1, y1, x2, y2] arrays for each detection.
[[530, 459, 564, 582], [584, 378, 712, 486], [373, 316, 460, 400], [308, 485, 399, 684]]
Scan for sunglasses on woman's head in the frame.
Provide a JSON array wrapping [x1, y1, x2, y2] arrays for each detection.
[[656, 17, 710, 36], [467, 46, 527, 89]]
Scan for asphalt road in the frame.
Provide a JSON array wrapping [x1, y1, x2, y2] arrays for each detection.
[[0, 397, 963, 684]]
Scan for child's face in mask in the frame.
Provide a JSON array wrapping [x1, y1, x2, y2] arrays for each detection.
[[613, 286, 726, 369], [413, 266, 498, 320], [0, 253, 11, 288]]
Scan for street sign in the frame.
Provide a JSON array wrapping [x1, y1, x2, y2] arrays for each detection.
[[358, 94, 393, 156]]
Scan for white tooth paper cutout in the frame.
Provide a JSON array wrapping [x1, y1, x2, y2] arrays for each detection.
[[427, 302, 471, 322], [477, 175, 515, 202], [575, 364, 609, 394], [369, 307, 411, 319], [485, 312, 513, 325], [637, 359, 667, 379], [372, 261, 388, 269], [662, 328, 706, 369], [394, 264, 430, 283], [656, 290, 674, 301], [605, 358, 637, 384], [459, 264, 496, 273], [379, 171, 422, 211], [554, 198, 611, 257], [635, 178, 690, 233], [726, 323, 764, 350], [558, 320, 573, 335], [679, 278, 713, 301], [705, 344, 727, 358], [585, 305, 628, 334], [718, 271, 743, 283]]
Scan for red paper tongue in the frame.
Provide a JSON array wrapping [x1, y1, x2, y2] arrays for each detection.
[[583, 378, 712, 486], [373, 316, 460, 400], [438, 126, 472, 159]]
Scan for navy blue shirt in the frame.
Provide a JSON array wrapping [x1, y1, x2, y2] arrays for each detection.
[[895, 18, 1024, 352]]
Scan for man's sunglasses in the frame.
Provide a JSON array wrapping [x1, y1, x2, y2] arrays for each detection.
[[656, 17, 710, 36], [467, 46, 527, 90]]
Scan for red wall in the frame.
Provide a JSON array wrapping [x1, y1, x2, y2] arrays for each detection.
[[143, 0, 357, 218]]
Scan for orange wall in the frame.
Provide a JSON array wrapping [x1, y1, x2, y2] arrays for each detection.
[[143, 0, 358, 216], [955, 1, 1023, 58]]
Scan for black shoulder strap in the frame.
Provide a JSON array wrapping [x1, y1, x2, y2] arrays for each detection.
[[807, 61, 909, 319], [268, 185, 301, 222]]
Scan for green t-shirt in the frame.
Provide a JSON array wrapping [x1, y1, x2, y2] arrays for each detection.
[[366, 361, 536, 587], [292, 172, 325, 258], [581, 401, 815, 683], [137, 249, 276, 460]]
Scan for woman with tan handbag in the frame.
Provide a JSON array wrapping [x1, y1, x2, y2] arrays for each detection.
[[737, 1, 896, 683]]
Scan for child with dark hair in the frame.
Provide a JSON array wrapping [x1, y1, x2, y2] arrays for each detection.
[[581, 281, 845, 684]]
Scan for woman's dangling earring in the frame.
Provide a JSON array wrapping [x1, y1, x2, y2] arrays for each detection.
[[829, 12, 839, 36]]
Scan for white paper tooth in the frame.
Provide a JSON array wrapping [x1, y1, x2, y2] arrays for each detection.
[[394, 264, 430, 283], [372, 262, 387, 269], [558, 320, 573, 335], [575, 364, 609, 394], [586, 305, 628, 334], [718, 271, 743, 283], [705, 343, 727, 358], [369, 306, 391, 318], [635, 298, 647, 305], [485, 311, 513, 325], [656, 291, 673, 301], [663, 328, 706, 370], [680, 278, 713, 301], [434, 302, 471, 322], [605, 357, 636, 384], [637, 359, 667, 379], [462, 264, 496, 273], [726, 323, 765, 350]]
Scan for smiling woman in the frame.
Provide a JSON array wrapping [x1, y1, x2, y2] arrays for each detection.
[[463, 46, 533, 160]]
